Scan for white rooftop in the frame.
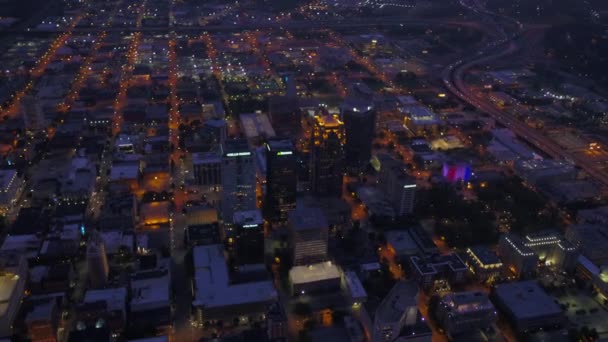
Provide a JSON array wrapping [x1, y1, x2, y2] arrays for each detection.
[[289, 261, 341, 285]]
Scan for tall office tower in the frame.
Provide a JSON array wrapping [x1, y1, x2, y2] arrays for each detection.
[[20, 94, 46, 131], [87, 232, 109, 289], [341, 101, 376, 173], [233, 209, 265, 265], [310, 112, 345, 197], [289, 207, 329, 266], [264, 138, 296, 223], [221, 139, 256, 224], [378, 154, 417, 216]]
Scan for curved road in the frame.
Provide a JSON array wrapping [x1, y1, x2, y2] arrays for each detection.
[[442, 33, 608, 189]]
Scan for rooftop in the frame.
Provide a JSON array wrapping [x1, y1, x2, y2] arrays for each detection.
[[289, 207, 328, 231], [233, 209, 263, 227], [375, 280, 418, 323], [494, 280, 562, 320], [440, 291, 495, 315], [289, 261, 341, 285], [192, 244, 277, 308]]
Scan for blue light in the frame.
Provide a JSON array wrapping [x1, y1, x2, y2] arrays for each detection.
[[80, 225, 86, 235]]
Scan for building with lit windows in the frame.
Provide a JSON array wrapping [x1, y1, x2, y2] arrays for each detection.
[[0, 169, 23, 214], [497, 234, 538, 279], [310, 111, 345, 197], [465, 246, 503, 283], [523, 231, 578, 271], [289, 207, 329, 266], [221, 139, 256, 224], [435, 291, 497, 337], [264, 138, 296, 223]]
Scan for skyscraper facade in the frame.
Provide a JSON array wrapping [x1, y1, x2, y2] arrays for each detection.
[[265, 138, 297, 223], [221, 139, 256, 224], [310, 112, 345, 197], [341, 103, 376, 173]]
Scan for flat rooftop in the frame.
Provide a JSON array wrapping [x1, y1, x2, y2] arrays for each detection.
[[494, 280, 562, 320], [193, 244, 277, 308], [289, 261, 341, 285], [289, 207, 328, 231]]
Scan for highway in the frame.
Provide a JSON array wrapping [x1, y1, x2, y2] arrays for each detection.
[[442, 31, 608, 189]]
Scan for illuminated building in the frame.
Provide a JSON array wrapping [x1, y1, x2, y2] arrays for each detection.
[[264, 138, 296, 223], [221, 139, 256, 223], [234, 210, 264, 265], [289, 261, 341, 295], [442, 163, 472, 183], [465, 246, 503, 283], [340, 100, 376, 173], [87, 232, 109, 289], [435, 291, 496, 337], [310, 112, 345, 197], [0, 169, 23, 215], [0, 254, 27, 338], [289, 207, 329, 266], [497, 234, 538, 279]]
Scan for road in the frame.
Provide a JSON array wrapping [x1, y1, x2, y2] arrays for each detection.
[[442, 26, 608, 190]]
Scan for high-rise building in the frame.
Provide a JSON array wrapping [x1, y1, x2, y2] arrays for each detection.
[[378, 155, 417, 216], [21, 94, 46, 131], [265, 138, 296, 223], [341, 101, 376, 173], [288, 207, 329, 265], [234, 210, 265, 265], [221, 139, 256, 224], [87, 232, 109, 289], [310, 112, 345, 197]]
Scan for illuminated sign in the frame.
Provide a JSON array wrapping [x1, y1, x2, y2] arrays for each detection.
[[403, 184, 417, 189], [226, 152, 251, 157], [276, 151, 293, 156], [242, 224, 259, 228]]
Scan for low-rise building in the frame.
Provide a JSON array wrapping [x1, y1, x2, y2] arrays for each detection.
[[409, 253, 468, 290], [192, 244, 277, 326], [492, 281, 564, 333], [289, 261, 341, 296], [465, 246, 503, 283], [497, 234, 539, 279], [435, 291, 496, 337]]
